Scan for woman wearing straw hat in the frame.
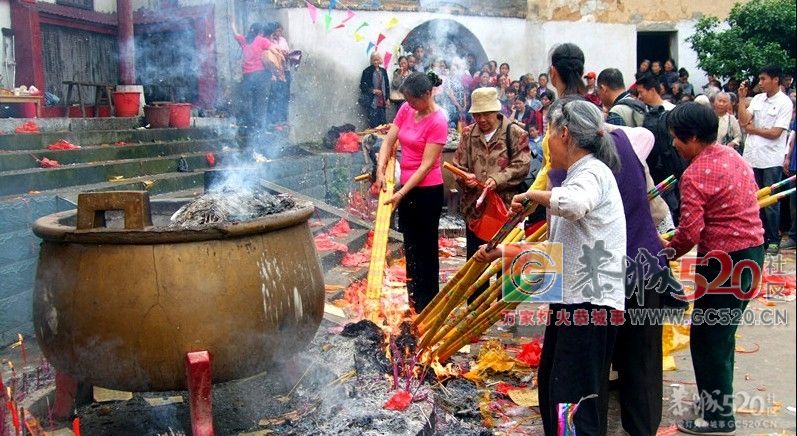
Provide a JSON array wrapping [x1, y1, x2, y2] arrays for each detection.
[[452, 87, 530, 303]]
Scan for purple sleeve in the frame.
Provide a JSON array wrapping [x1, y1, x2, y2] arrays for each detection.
[[426, 112, 449, 144]]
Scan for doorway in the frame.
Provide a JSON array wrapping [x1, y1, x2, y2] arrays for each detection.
[[637, 31, 677, 71]]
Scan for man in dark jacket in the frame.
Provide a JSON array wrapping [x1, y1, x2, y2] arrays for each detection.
[[359, 52, 390, 128]]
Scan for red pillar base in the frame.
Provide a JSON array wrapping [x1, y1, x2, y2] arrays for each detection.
[[185, 351, 214, 436]]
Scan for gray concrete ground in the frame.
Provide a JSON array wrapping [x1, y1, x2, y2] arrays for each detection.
[[1, 244, 794, 435]]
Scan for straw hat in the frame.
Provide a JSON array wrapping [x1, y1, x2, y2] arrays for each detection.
[[469, 88, 502, 113]]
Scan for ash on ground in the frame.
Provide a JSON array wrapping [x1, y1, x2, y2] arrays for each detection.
[[72, 319, 483, 435], [169, 182, 296, 227]]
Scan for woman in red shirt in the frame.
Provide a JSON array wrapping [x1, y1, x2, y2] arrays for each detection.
[[373, 72, 448, 312], [665, 103, 765, 435], [232, 21, 271, 128]]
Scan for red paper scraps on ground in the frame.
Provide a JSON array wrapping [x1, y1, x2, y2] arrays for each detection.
[[383, 390, 412, 411], [341, 249, 370, 267], [314, 233, 348, 252], [344, 279, 367, 305], [516, 338, 542, 368], [335, 132, 361, 153], [46, 139, 80, 150], [754, 271, 796, 299], [15, 121, 39, 134], [438, 237, 457, 248], [205, 152, 216, 166], [329, 219, 351, 237], [495, 382, 527, 396], [366, 230, 375, 248], [385, 264, 407, 283], [37, 157, 60, 168], [347, 191, 376, 221]]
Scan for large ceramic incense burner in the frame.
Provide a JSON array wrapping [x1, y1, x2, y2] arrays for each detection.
[[31, 191, 324, 391]]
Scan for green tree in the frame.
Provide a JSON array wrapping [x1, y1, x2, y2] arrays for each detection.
[[687, 0, 796, 80]]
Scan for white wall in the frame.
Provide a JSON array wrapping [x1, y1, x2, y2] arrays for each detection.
[[278, 8, 647, 143], [0, 0, 10, 31], [536, 21, 637, 88], [279, 8, 539, 143], [673, 20, 708, 91]]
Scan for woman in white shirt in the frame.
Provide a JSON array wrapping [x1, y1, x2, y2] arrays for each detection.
[[477, 98, 626, 435], [713, 92, 742, 149]]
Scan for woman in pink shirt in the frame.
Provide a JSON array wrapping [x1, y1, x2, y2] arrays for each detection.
[[373, 71, 448, 312], [665, 103, 764, 435], [231, 21, 271, 128]]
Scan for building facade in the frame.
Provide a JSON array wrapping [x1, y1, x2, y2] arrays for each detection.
[[1, 0, 741, 140]]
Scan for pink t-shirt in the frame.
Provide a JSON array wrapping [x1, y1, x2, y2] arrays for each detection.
[[234, 34, 272, 74], [393, 102, 448, 187]]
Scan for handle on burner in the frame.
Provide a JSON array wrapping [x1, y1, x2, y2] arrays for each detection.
[[76, 191, 153, 230]]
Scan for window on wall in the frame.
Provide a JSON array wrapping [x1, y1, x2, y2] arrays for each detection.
[[55, 0, 95, 10]]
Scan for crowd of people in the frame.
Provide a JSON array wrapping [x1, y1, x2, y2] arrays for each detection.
[[231, 20, 297, 129], [367, 39, 796, 436]]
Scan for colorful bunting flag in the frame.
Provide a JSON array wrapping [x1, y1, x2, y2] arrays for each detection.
[[386, 16, 399, 30], [366, 42, 376, 55], [383, 52, 393, 69], [354, 33, 365, 42], [324, 14, 332, 31], [306, 1, 318, 24], [328, 0, 337, 13], [354, 21, 369, 34], [343, 10, 356, 23], [375, 33, 386, 47]]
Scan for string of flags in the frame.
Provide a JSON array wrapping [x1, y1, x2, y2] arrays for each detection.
[[304, 1, 403, 69]]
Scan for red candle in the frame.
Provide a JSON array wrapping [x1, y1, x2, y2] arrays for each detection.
[[17, 334, 27, 365], [72, 417, 81, 436], [7, 400, 20, 436]]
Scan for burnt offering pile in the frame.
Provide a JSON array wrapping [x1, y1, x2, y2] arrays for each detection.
[[169, 182, 296, 227]]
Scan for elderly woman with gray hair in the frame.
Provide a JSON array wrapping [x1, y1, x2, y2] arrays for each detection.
[[713, 91, 742, 149], [476, 98, 626, 435], [359, 52, 390, 128]]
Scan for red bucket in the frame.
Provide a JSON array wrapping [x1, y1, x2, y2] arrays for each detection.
[[144, 105, 171, 128], [169, 103, 192, 128], [112, 91, 141, 117]]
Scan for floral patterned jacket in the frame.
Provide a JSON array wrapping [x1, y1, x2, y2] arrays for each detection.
[[452, 115, 531, 220]]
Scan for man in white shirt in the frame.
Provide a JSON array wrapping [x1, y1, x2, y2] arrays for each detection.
[[738, 65, 792, 254]]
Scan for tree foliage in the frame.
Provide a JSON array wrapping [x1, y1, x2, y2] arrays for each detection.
[[687, 0, 796, 80]]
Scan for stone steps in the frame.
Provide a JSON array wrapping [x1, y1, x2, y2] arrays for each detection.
[[0, 151, 236, 197], [0, 127, 231, 152], [0, 139, 235, 172]]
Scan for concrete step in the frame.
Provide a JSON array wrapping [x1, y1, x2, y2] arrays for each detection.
[[0, 139, 237, 172], [0, 127, 233, 151], [0, 151, 233, 197]]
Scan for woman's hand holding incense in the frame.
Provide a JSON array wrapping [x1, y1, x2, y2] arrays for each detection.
[[474, 244, 501, 263]]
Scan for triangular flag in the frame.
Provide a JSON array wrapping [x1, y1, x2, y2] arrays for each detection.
[[366, 42, 376, 55], [354, 33, 365, 42], [328, 0, 337, 13], [386, 17, 399, 30], [324, 14, 332, 31], [354, 21, 369, 34], [343, 10, 356, 23], [333, 23, 346, 29], [306, 1, 318, 24], [375, 33, 386, 47], [383, 52, 393, 70]]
